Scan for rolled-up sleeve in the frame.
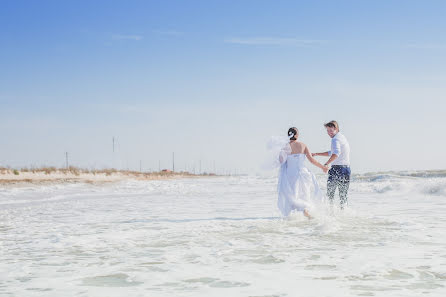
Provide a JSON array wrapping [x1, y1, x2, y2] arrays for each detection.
[[331, 138, 341, 156]]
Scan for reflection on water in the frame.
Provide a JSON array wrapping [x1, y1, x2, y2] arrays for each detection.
[[1, 175, 446, 296]]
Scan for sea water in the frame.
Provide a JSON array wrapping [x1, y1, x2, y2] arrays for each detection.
[[1, 172, 445, 296]]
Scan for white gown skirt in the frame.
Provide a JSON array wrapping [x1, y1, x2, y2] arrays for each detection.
[[277, 154, 324, 216]]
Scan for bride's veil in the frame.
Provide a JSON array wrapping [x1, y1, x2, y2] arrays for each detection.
[[262, 136, 292, 171]]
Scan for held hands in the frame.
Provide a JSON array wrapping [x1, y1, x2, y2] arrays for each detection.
[[322, 164, 329, 173], [312, 152, 329, 173]]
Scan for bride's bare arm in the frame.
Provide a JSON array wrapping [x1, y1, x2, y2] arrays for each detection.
[[305, 146, 327, 172]]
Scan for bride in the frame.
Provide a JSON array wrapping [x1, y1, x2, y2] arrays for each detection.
[[277, 127, 328, 218]]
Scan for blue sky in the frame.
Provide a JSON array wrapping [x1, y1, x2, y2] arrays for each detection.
[[1, 0, 445, 173]]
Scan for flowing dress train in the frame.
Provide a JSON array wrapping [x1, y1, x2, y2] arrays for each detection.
[[277, 152, 324, 216]]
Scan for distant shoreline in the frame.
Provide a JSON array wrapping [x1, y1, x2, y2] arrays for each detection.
[[0, 167, 216, 186]]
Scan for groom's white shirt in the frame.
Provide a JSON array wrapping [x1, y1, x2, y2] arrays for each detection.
[[328, 132, 350, 166]]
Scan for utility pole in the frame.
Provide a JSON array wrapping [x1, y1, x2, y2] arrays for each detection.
[[213, 160, 216, 174], [140, 160, 142, 172], [172, 152, 175, 172], [158, 160, 161, 172], [199, 160, 202, 174], [111, 137, 115, 170], [65, 152, 69, 169]]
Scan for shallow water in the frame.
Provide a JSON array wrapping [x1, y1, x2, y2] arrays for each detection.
[[1, 173, 445, 296]]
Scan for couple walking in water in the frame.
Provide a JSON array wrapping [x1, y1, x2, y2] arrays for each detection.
[[277, 120, 351, 218]]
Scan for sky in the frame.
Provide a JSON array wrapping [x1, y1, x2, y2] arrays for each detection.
[[1, 0, 445, 174]]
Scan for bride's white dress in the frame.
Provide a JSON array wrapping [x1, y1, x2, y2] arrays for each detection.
[[277, 147, 324, 216]]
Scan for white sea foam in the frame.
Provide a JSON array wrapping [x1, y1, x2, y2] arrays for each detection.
[[1, 173, 445, 296]]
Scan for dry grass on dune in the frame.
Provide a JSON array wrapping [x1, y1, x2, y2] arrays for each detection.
[[0, 166, 215, 178], [0, 166, 217, 185]]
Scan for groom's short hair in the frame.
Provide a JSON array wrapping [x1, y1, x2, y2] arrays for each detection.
[[324, 120, 339, 131]]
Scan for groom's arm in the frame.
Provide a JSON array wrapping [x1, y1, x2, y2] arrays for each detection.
[[324, 138, 341, 166], [312, 152, 330, 157], [324, 154, 338, 166], [312, 152, 338, 166]]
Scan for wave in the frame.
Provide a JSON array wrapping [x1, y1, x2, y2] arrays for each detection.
[[350, 170, 446, 196], [354, 170, 446, 180]]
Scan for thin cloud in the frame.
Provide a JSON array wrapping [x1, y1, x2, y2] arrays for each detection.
[[224, 37, 326, 46], [152, 29, 183, 36], [112, 34, 144, 41], [406, 43, 446, 49]]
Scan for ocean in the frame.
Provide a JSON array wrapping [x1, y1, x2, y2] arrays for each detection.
[[1, 171, 445, 296]]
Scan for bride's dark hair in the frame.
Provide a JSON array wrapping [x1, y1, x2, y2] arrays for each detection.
[[288, 127, 298, 140]]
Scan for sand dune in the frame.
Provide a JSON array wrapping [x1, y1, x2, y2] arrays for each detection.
[[0, 168, 211, 185]]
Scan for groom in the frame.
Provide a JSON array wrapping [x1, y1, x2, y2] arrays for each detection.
[[313, 121, 351, 209]]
